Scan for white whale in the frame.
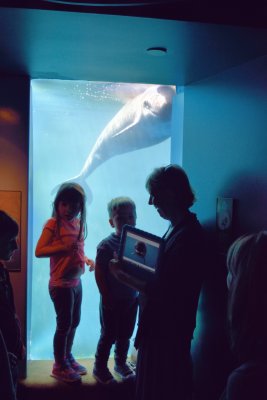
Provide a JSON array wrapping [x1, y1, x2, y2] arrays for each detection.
[[58, 85, 175, 202]]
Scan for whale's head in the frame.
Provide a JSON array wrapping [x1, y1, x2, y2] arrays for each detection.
[[142, 85, 176, 121]]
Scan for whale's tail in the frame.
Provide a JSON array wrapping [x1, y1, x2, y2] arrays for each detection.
[[51, 176, 93, 204]]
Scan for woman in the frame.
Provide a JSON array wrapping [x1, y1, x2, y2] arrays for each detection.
[[0, 210, 25, 399], [221, 231, 267, 399], [111, 164, 207, 400]]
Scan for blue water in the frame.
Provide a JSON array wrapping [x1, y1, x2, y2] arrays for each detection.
[[29, 80, 172, 360]]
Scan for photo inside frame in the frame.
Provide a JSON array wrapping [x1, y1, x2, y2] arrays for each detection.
[[119, 225, 164, 281]]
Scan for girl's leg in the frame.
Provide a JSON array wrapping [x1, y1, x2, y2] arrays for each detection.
[[65, 282, 87, 375], [66, 281, 82, 358], [49, 286, 74, 364]]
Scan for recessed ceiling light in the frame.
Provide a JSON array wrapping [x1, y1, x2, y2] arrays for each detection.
[[146, 47, 167, 56]]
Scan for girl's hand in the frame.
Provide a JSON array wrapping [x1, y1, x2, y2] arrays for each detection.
[[85, 257, 95, 272]]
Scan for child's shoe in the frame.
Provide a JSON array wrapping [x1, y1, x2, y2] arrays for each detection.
[[93, 365, 116, 384], [114, 362, 135, 379], [67, 354, 87, 375], [51, 360, 81, 383]]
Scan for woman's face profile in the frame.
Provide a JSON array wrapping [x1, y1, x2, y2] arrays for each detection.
[[148, 192, 171, 221]]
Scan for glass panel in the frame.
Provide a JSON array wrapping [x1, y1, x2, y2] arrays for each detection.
[[29, 80, 174, 359]]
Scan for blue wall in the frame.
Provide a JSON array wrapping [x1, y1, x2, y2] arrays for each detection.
[[182, 55, 267, 399], [184, 55, 267, 234]]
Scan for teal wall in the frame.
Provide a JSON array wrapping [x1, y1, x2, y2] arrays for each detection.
[[181, 55, 267, 399], [183, 55, 267, 235]]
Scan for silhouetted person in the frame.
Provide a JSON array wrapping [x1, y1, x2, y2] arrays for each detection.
[[110, 164, 207, 400], [0, 210, 25, 398], [93, 197, 138, 384], [0, 328, 16, 400], [220, 231, 267, 399], [35, 182, 94, 383]]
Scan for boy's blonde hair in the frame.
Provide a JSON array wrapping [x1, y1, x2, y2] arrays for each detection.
[[107, 197, 136, 218]]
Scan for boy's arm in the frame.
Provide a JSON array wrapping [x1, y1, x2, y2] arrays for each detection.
[[35, 227, 72, 258], [94, 261, 113, 307]]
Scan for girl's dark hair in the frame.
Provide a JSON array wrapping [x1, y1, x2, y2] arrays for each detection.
[[52, 182, 87, 240], [227, 231, 267, 361], [0, 210, 19, 239], [145, 164, 196, 209]]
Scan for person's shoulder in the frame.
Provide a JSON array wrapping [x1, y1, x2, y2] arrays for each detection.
[[186, 212, 205, 232], [43, 217, 56, 228], [97, 233, 118, 247], [172, 212, 205, 244], [227, 361, 267, 399]]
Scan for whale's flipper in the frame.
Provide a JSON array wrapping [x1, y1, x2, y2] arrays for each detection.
[[113, 119, 140, 137]]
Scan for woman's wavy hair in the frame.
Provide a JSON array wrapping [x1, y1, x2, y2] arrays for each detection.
[[52, 182, 87, 240], [227, 231, 267, 361], [145, 164, 196, 209]]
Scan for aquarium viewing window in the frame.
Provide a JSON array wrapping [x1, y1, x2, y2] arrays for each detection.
[[28, 80, 176, 360]]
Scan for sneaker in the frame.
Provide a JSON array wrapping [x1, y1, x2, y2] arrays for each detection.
[[67, 354, 87, 375], [114, 363, 135, 379], [51, 360, 81, 383], [93, 366, 116, 384]]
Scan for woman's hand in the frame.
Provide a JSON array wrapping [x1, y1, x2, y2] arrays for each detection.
[[109, 255, 146, 293], [109, 258, 123, 276], [85, 257, 95, 271]]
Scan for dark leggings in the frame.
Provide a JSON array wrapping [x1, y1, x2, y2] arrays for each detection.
[[95, 297, 138, 367], [49, 282, 82, 364]]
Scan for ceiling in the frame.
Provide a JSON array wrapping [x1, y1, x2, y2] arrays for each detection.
[[0, 2, 267, 85]]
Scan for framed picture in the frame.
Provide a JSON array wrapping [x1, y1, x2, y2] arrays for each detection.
[[0, 190, 22, 271]]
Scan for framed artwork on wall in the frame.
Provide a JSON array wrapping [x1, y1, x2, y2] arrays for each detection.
[[0, 190, 22, 271]]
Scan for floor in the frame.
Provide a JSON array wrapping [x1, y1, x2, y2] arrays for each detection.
[[17, 358, 135, 400]]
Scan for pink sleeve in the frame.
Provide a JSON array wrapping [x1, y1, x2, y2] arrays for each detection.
[[43, 218, 56, 233]]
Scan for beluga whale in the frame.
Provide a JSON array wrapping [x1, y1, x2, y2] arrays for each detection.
[[57, 84, 175, 202]]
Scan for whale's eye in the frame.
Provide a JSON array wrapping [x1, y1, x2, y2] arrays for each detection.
[[143, 100, 151, 110]]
